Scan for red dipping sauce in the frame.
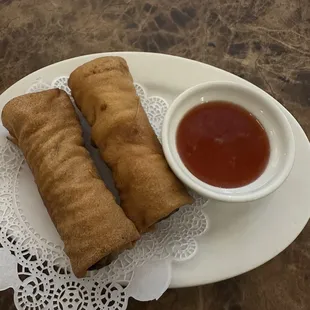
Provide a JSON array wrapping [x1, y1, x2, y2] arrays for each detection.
[[176, 101, 270, 188]]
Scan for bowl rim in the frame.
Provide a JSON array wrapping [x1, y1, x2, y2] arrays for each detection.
[[162, 81, 296, 202]]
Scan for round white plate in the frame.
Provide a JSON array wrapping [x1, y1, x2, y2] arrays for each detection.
[[0, 52, 309, 288]]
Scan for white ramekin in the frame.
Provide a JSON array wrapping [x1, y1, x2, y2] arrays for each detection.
[[162, 81, 295, 202]]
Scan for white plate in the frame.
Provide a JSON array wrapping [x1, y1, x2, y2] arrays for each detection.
[[0, 52, 309, 288]]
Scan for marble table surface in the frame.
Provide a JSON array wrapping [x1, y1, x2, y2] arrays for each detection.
[[0, 0, 309, 309]]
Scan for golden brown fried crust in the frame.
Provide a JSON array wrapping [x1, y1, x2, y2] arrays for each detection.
[[1, 89, 140, 277], [69, 57, 193, 232]]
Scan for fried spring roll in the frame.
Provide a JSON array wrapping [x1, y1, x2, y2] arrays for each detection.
[[1, 89, 140, 277], [68, 57, 193, 232]]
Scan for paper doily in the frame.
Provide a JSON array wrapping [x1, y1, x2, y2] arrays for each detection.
[[0, 77, 209, 310]]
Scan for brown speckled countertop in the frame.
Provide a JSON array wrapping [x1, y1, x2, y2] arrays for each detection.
[[0, 0, 309, 309]]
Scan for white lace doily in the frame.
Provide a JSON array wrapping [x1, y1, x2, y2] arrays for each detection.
[[0, 77, 209, 310]]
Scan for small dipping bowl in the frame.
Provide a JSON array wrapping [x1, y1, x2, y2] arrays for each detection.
[[162, 81, 295, 202]]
